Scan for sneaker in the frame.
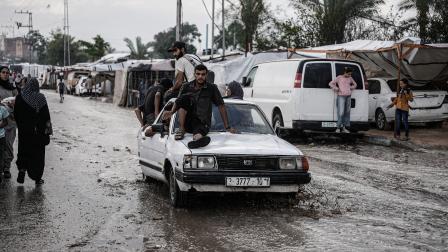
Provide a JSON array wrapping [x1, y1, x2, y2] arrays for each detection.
[[342, 127, 350, 133], [402, 136, 410, 141], [335, 128, 341, 133], [188, 136, 211, 149], [17, 171, 25, 184], [3, 171, 11, 179], [35, 179, 44, 185]]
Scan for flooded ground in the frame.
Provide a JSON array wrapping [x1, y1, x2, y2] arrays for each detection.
[[0, 91, 447, 251]]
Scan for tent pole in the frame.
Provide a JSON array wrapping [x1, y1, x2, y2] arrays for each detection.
[[394, 43, 403, 136]]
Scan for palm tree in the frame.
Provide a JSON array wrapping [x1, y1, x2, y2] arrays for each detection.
[[123, 36, 151, 59], [294, 0, 384, 45], [399, 0, 436, 42]]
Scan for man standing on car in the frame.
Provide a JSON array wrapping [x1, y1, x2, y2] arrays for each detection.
[[163, 64, 235, 149], [165, 41, 202, 102], [329, 67, 357, 133]]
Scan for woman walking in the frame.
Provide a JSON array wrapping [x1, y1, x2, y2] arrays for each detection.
[[15, 78, 52, 185]]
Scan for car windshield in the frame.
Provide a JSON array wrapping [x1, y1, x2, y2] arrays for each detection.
[[173, 103, 274, 135], [387, 79, 440, 91]]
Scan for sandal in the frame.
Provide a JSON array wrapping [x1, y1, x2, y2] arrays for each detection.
[[174, 129, 186, 140]]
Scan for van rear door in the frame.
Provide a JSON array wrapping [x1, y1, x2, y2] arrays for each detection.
[[299, 62, 334, 123], [334, 62, 369, 122]]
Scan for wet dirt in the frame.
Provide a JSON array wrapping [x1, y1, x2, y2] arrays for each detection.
[[0, 91, 447, 251]]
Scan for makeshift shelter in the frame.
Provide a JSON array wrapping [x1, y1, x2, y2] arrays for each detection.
[[205, 51, 311, 91], [294, 37, 448, 87]]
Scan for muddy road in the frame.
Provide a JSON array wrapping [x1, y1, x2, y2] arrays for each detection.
[[0, 91, 447, 251]]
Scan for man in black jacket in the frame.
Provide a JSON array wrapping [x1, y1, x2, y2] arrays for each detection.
[[163, 64, 235, 149]]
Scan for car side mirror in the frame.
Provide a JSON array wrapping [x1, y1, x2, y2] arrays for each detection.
[[242, 77, 251, 87]]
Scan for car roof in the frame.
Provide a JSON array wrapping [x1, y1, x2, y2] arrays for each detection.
[[256, 58, 363, 66], [167, 97, 256, 106], [369, 77, 396, 81]]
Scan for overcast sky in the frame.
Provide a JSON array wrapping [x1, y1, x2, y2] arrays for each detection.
[[1, 0, 395, 52]]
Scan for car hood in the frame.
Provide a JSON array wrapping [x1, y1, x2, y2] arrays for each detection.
[[181, 133, 301, 156]]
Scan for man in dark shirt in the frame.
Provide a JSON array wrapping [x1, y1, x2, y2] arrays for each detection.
[[163, 64, 235, 149], [134, 79, 173, 127]]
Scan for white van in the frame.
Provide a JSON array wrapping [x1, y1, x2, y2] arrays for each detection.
[[242, 59, 370, 132]]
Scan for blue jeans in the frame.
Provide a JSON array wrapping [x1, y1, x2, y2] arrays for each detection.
[[395, 109, 409, 137], [336, 95, 351, 128]]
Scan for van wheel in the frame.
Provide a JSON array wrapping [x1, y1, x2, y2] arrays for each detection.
[[168, 168, 188, 207], [375, 109, 390, 130], [272, 113, 284, 133]]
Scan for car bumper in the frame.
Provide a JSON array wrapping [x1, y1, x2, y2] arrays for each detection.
[[292, 120, 370, 131], [385, 106, 448, 123], [175, 170, 311, 193]]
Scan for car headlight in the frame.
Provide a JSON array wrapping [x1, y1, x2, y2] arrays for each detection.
[[279, 157, 296, 169], [184, 155, 216, 169]]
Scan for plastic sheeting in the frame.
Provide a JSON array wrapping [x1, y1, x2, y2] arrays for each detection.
[[205, 52, 309, 88], [297, 37, 448, 85]]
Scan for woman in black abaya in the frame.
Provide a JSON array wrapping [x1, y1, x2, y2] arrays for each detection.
[[15, 78, 51, 185]]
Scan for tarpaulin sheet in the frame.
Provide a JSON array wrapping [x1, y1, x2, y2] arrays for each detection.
[[297, 37, 448, 85]]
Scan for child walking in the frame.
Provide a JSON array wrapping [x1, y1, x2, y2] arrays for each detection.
[[387, 79, 414, 140]]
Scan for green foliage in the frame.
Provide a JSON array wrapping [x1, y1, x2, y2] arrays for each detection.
[[27, 30, 48, 64], [123, 36, 151, 60], [79, 35, 111, 61], [150, 22, 201, 59], [46, 29, 88, 66], [291, 0, 384, 45]]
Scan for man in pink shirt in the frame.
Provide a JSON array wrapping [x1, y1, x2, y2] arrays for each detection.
[[329, 67, 357, 133]]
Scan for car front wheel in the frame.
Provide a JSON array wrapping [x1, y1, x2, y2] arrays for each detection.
[[169, 168, 188, 207]]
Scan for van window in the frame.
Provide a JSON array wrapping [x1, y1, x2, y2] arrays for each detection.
[[303, 63, 332, 88], [368, 80, 381, 94], [335, 63, 364, 89], [245, 67, 258, 88]]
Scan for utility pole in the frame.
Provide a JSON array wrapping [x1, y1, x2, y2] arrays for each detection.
[[15, 10, 33, 63], [211, 0, 215, 58], [222, 0, 225, 59], [63, 0, 71, 66], [176, 0, 182, 41], [205, 24, 209, 55]]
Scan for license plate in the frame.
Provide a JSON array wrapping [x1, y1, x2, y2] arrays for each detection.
[[225, 177, 270, 187], [322, 122, 337, 128]]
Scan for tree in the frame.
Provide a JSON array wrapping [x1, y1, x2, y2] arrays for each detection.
[[399, 0, 448, 42], [150, 22, 201, 59], [291, 0, 384, 45], [27, 30, 48, 64], [213, 20, 245, 50], [46, 29, 88, 66], [239, 0, 268, 53], [79, 35, 111, 61], [123, 36, 151, 59]]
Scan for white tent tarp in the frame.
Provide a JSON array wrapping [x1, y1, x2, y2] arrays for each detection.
[[297, 37, 448, 85]]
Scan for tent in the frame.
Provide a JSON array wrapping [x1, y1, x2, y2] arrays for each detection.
[[294, 37, 448, 86]]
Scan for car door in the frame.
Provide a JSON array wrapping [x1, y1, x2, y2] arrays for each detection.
[[334, 62, 369, 122], [299, 62, 334, 122], [368, 79, 381, 120], [242, 66, 258, 100], [140, 109, 170, 171]]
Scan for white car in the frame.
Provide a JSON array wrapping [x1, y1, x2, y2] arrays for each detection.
[[75, 76, 102, 96], [368, 77, 448, 129], [137, 99, 311, 207]]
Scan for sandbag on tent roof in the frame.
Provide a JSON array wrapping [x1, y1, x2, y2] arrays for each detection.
[[295, 37, 448, 85]]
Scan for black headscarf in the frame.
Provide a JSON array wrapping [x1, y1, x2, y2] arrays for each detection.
[[159, 78, 173, 92], [0, 66, 14, 90], [227, 81, 244, 99], [21, 78, 47, 112]]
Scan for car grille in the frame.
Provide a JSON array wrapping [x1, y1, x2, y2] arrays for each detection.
[[216, 156, 279, 170]]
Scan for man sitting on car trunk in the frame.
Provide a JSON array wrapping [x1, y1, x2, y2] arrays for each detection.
[[163, 64, 235, 148]]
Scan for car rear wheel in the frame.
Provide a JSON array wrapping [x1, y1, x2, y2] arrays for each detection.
[[272, 112, 284, 134], [375, 109, 391, 130], [169, 168, 188, 207]]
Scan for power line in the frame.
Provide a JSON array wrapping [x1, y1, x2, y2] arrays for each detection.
[[201, 0, 222, 32]]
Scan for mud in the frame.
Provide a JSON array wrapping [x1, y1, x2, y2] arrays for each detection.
[[0, 91, 446, 251]]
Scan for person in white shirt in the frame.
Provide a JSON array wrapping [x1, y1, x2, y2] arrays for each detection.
[[165, 41, 202, 102]]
